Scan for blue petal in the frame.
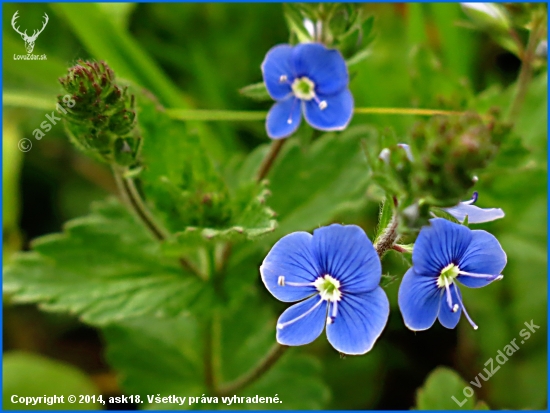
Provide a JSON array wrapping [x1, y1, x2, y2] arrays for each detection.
[[303, 89, 354, 132], [413, 218, 472, 276], [261, 44, 295, 100], [443, 203, 505, 224], [326, 287, 389, 355], [292, 42, 348, 95], [276, 295, 327, 346], [311, 224, 381, 293], [261, 231, 320, 302], [438, 282, 462, 329], [457, 229, 507, 288], [398, 268, 442, 331], [266, 97, 302, 139]]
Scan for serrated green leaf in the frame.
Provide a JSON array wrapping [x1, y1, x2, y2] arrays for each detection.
[[239, 82, 271, 102], [3, 198, 212, 325], [415, 367, 477, 410], [3, 352, 101, 410]]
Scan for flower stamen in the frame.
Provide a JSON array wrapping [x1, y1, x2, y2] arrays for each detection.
[[453, 286, 478, 330], [442, 277, 456, 312], [277, 276, 316, 287], [458, 270, 503, 281], [277, 297, 324, 330]]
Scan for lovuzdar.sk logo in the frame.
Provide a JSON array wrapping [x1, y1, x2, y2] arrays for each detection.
[[11, 10, 48, 60]]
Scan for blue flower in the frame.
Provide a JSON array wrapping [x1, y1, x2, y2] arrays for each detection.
[[398, 218, 507, 331], [261, 43, 354, 139], [260, 224, 389, 354], [442, 192, 505, 224]]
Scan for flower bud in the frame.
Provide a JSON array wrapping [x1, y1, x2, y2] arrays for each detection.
[[58, 60, 140, 166], [461, 3, 511, 32]]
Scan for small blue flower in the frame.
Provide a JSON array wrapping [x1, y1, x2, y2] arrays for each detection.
[[260, 224, 389, 355], [443, 192, 505, 224], [261, 43, 354, 139], [398, 218, 507, 331]]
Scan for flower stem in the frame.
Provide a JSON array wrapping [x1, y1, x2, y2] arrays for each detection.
[[215, 344, 288, 397], [256, 139, 286, 182], [112, 167, 168, 241], [112, 166, 200, 276], [508, 14, 546, 121], [166, 108, 267, 121], [164, 107, 469, 122], [354, 107, 464, 116], [374, 197, 400, 257]]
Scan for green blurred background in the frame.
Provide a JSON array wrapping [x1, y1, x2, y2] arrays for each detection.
[[3, 3, 547, 410]]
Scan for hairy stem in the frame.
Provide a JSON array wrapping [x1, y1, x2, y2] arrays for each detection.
[[508, 15, 545, 120], [374, 198, 400, 257], [256, 139, 286, 182], [215, 344, 288, 396], [113, 167, 168, 241], [112, 166, 200, 275]]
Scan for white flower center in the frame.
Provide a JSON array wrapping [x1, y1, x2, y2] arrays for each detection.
[[314, 274, 342, 302], [291, 76, 316, 101], [436, 263, 460, 288]]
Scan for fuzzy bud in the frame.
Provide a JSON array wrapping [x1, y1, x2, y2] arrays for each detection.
[[58, 60, 140, 166]]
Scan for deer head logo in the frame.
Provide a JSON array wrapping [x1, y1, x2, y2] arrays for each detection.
[[11, 11, 49, 54]]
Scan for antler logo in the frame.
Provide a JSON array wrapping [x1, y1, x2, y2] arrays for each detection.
[[11, 11, 49, 54]]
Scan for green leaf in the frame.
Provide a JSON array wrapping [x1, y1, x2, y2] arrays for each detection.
[[267, 125, 373, 236], [103, 315, 205, 403], [415, 367, 477, 410], [238, 82, 271, 102], [103, 296, 330, 410], [135, 88, 277, 248], [3, 198, 212, 325], [430, 207, 461, 224], [3, 352, 101, 410]]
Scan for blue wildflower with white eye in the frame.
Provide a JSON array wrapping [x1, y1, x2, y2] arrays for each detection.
[[442, 191, 505, 224], [398, 218, 507, 331], [261, 43, 354, 139], [260, 224, 389, 355]]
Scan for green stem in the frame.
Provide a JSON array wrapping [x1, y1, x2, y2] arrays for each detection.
[[508, 14, 545, 121], [374, 198, 400, 257], [4, 92, 474, 121], [215, 344, 288, 397], [256, 139, 286, 182], [166, 108, 267, 121], [112, 167, 169, 241], [166, 107, 467, 122], [112, 166, 200, 276]]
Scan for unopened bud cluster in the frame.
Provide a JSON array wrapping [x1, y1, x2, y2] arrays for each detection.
[[365, 112, 509, 226], [409, 112, 506, 206], [58, 60, 140, 166]]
